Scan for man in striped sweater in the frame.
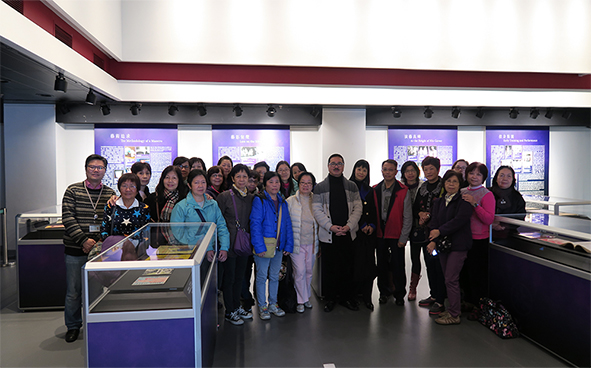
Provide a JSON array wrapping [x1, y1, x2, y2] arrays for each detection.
[[62, 154, 115, 343]]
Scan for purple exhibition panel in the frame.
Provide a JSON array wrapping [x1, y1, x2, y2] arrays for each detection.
[[94, 125, 178, 194], [212, 126, 290, 170], [388, 127, 457, 180], [486, 128, 549, 195]]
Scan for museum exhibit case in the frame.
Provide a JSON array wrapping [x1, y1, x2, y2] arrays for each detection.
[[489, 213, 590, 367], [16, 205, 66, 310], [83, 222, 218, 368]]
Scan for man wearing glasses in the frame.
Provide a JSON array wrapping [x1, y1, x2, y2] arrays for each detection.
[[312, 154, 362, 312], [62, 154, 115, 343]]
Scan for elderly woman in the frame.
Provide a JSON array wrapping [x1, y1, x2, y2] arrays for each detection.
[[205, 166, 225, 200], [427, 170, 473, 325]]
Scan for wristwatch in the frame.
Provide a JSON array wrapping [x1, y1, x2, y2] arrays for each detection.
[[473, 203, 479, 208]]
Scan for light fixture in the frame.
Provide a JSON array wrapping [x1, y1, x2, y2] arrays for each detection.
[[562, 110, 572, 120], [451, 107, 461, 119], [100, 103, 110, 116], [130, 103, 141, 116], [233, 104, 243, 117], [57, 103, 70, 115], [85, 89, 97, 105], [168, 104, 178, 116], [530, 108, 539, 119], [475, 107, 485, 119], [545, 108, 553, 119], [54, 73, 67, 93], [391, 107, 402, 118], [267, 105, 277, 117], [424, 107, 433, 119], [197, 104, 207, 116], [509, 108, 519, 119], [311, 106, 321, 118]]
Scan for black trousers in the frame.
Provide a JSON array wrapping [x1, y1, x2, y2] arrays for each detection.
[[221, 255, 249, 312], [353, 232, 377, 303], [460, 238, 489, 305], [376, 238, 407, 299], [321, 235, 355, 302], [422, 245, 446, 304]]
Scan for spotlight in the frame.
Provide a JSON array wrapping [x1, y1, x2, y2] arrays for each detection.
[[545, 108, 553, 119], [54, 73, 67, 93], [391, 107, 402, 118], [475, 107, 485, 119], [311, 106, 321, 118], [562, 110, 572, 120], [197, 104, 207, 116], [100, 103, 111, 116], [267, 105, 277, 117], [233, 104, 243, 117], [130, 103, 141, 116], [168, 104, 178, 116], [85, 89, 97, 105], [424, 107, 433, 119], [451, 107, 461, 119], [57, 103, 70, 115], [530, 108, 539, 119], [509, 108, 519, 119]]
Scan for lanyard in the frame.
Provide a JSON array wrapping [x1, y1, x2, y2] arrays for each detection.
[[84, 181, 104, 220]]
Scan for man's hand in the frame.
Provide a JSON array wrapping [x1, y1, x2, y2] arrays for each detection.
[[82, 238, 96, 253]]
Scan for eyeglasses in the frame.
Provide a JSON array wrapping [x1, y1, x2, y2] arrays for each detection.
[[179, 164, 190, 170], [328, 162, 344, 167], [277, 168, 290, 173], [300, 182, 313, 186], [87, 165, 106, 171], [121, 185, 136, 190], [211, 173, 223, 178]]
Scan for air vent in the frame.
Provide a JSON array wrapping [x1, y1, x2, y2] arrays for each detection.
[[93, 54, 105, 70], [3, 0, 24, 14], [54, 24, 73, 48]]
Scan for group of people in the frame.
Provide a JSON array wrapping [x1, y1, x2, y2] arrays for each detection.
[[61, 152, 526, 342]]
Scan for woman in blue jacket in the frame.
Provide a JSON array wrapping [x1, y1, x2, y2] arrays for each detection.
[[250, 171, 294, 320], [171, 169, 230, 262]]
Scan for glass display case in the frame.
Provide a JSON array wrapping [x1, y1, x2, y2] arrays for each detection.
[[523, 194, 591, 218], [15, 205, 65, 310], [489, 214, 590, 367], [84, 222, 218, 368]]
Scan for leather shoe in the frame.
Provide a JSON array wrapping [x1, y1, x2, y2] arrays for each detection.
[[65, 329, 79, 343], [340, 300, 359, 311], [324, 301, 336, 312], [395, 298, 405, 306], [365, 302, 374, 311], [378, 295, 389, 304]]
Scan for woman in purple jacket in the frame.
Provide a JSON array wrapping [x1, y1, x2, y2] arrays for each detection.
[[427, 170, 473, 325]]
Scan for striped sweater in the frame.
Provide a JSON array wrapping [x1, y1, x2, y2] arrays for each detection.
[[62, 181, 115, 256]]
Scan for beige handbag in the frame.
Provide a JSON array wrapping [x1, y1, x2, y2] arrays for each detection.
[[255, 206, 282, 258]]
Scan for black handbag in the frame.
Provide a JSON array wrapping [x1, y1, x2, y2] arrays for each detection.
[[436, 235, 452, 253]]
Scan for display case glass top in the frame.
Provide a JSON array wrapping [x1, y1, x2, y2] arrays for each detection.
[[16, 205, 63, 242]]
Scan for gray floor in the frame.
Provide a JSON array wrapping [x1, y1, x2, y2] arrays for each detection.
[[0, 252, 569, 368]]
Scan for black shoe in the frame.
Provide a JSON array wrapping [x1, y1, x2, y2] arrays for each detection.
[[340, 300, 359, 311], [378, 295, 389, 304], [395, 298, 405, 306], [365, 302, 374, 311], [324, 301, 336, 312], [65, 329, 79, 343]]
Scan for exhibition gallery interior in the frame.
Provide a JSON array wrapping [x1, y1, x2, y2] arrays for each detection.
[[1, 1, 590, 367]]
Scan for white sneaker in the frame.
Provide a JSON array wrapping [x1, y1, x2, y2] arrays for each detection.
[[268, 303, 286, 317], [225, 311, 244, 326], [259, 305, 271, 320], [236, 305, 253, 319], [304, 301, 313, 309], [296, 304, 305, 313]]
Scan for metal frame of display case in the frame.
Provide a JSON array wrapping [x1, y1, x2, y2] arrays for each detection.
[[84, 222, 218, 368], [523, 194, 591, 216]]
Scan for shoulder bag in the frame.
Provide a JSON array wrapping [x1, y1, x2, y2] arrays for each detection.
[[230, 190, 252, 256]]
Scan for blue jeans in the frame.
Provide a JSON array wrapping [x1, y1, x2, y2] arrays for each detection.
[[253, 250, 283, 307], [64, 254, 87, 330]]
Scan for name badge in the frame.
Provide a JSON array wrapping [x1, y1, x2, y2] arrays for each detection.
[[89, 224, 100, 233]]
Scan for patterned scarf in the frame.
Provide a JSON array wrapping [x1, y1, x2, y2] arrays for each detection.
[[160, 189, 179, 222]]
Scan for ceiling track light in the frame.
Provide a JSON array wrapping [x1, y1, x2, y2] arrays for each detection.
[[85, 89, 97, 105], [451, 107, 461, 119], [233, 104, 243, 117], [562, 110, 572, 120], [509, 108, 519, 119], [54, 73, 67, 93], [475, 107, 485, 119], [530, 107, 539, 119], [423, 106, 433, 119], [391, 106, 402, 118], [130, 103, 142, 116], [168, 104, 178, 116], [100, 103, 111, 116], [197, 104, 207, 116], [267, 104, 277, 117], [545, 108, 553, 119]]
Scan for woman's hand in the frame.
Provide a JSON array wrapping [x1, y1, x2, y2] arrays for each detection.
[[361, 225, 373, 235], [205, 193, 213, 201], [429, 229, 440, 241], [107, 195, 119, 207], [462, 193, 476, 206], [256, 251, 267, 257], [427, 241, 436, 255], [283, 250, 290, 256], [418, 211, 430, 225], [218, 250, 228, 262], [206, 250, 215, 262], [492, 223, 505, 231]]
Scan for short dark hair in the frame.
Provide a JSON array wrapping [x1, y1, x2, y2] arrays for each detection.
[[217, 155, 233, 166], [400, 161, 420, 185], [291, 162, 307, 173], [206, 166, 225, 187], [442, 169, 463, 185], [452, 159, 469, 170], [173, 156, 189, 166], [189, 157, 207, 171], [230, 164, 250, 178], [382, 159, 398, 169], [262, 171, 280, 188], [349, 159, 370, 186], [85, 154, 107, 168], [253, 161, 270, 171], [328, 153, 344, 164], [421, 156, 441, 171], [131, 162, 151, 174], [117, 173, 140, 192], [297, 171, 316, 186], [248, 170, 259, 181], [187, 169, 207, 185], [492, 165, 516, 189], [466, 162, 489, 183]]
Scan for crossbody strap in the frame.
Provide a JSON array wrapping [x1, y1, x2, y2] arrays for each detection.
[[194, 208, 206, 222], [230, 190, 242, 229]]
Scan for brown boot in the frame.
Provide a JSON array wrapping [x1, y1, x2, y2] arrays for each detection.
[[408, 273, 421, 301]]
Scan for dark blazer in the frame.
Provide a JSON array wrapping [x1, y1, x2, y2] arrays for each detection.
[[429, 193, 474, 251]]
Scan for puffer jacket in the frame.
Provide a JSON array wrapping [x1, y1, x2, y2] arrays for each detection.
[[286, 190, 319, 255], [250, 191, 294, 254]]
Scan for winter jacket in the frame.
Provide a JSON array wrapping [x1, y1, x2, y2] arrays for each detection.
[[216, 188, 253, 257], [373, 180, 413, 243], [286, 190, 319, 255], [250, 191, 294, 254], [429, 193, 474, 251]]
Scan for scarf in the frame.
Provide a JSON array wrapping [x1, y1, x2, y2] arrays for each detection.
[[160, 189, 179, 222], [233, 184, 247, 197]]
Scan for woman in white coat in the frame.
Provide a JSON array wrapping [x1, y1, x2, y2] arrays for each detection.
[[286, 172, 319, 313]]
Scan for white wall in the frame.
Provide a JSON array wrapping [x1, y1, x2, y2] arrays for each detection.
[[291, 126, 322, 181], [55, 124, 95, 202], [178, 125, 213, 167]]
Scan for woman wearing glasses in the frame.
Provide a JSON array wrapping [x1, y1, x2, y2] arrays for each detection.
[[205, 166, 226, 200], [276, 160, 298, 199]]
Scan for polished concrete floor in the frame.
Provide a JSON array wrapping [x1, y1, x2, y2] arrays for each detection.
[[0, 252, 569, 368]]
